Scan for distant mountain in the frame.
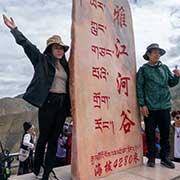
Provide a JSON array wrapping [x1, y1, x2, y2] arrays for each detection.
[[0, 83, 179, 153], [14, 94, 24, 98], [0, 97, 37, 116], [171, 82, 180, 110]]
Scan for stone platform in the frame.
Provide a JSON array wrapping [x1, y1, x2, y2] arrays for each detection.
[[11, 158, 180, 180]]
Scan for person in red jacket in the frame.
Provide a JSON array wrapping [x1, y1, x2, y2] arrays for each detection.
[[141, 127, 147, 156], [65, 122, 73, 165]]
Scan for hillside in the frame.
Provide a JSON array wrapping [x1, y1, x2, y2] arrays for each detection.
[[0, 97, 38, 153], [171, 82, 180, 110], [0, 83, 179, 153]]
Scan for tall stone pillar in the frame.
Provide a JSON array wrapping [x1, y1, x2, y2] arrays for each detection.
[[69, 0, 143, 179]]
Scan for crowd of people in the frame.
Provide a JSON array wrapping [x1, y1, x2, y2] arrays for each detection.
[[142, 110, 180, 163], [55, 122, 72, 167], [17, 120, 72, 177], [2, 13, 180, 180]]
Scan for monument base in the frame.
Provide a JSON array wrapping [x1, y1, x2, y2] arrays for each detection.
[[11, 158, 180, 180]]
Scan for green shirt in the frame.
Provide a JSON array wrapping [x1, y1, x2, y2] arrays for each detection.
[[137, 61, 179, 110]]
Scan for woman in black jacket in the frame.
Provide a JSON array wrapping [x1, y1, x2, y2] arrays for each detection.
[[3, 15, 71, 180]]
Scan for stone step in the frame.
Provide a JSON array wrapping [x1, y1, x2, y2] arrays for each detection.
[[11, 158, 180, 180]]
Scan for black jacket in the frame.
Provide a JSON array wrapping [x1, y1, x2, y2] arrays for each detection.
[[11, 28, 71, 113]]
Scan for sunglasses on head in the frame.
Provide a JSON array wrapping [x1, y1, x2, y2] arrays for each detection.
[[175, 116, 180, 120]]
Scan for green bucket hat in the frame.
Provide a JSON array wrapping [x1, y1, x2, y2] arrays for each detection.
[[143, 43, 166, 60]]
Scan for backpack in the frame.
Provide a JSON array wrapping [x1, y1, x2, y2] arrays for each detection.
[[0, 142, 13, 180]]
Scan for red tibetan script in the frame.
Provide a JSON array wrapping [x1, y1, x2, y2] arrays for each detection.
[[92, 66, 109, 81], [113, 5, 127, 28], [95, 118, 115, 135], [115, 38, 128, 58], [91, 21, 107, 36], [116, 72, 130, 96], [90, 0, 105, 11], [119, 110, 135, 134], [93, 92, 110, 109], [91, 45, 114, 59], [90, 144, 141, 165]]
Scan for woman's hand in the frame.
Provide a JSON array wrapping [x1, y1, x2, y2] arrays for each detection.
[[140, 105, 149, 117], [2, 14, 16, 30]]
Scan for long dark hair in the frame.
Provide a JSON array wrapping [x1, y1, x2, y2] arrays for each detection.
[[44, 44, 69, 72]]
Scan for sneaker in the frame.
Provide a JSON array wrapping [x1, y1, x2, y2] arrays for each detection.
[[161, 158, 175, 169], [36, 166, 44, 179], [147, 159, 155, 168]]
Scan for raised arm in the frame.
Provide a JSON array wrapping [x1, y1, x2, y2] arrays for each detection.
[[164, 65, 180, 87], [2, 14, 42, 67]]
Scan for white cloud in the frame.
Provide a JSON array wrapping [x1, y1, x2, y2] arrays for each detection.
[[0, 0, 179, 97], [0, 0, 72, 97], [130, 0, 180, 68]]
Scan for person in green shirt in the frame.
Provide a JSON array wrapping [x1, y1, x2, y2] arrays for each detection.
[[137, 43, 180, 168]]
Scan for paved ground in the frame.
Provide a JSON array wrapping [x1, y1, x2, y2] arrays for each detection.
[[11, 158, 180, 180]]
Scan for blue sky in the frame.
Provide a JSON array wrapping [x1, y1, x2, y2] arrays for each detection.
[[0, 0, 179, 97]]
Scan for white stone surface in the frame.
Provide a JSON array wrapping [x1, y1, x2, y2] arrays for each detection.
[[11, 158, 180, 180]]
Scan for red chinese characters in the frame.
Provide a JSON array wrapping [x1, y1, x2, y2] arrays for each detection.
[[94, 163, 103, 176], [104, 160, 113, 173], [90, 0, 105, 11], [116, 72, 130, 96], [113, 5, 127, 28], [119, 110, 135, 134], [95, 118, 115, 135], [92, 66, 109, 81], [93, 152, 140, 177], [115, 38, 128, 58], [133, 152, 140, 164], [91, 21, 107, 36]]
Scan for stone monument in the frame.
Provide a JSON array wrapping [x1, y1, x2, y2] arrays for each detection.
[[69, 0, 143, 179]]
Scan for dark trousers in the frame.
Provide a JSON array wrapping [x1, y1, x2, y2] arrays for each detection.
[[55, 157, 67, 167], [144, 109, 171, 160], [34, 93, 67, 177], [18, 155, 33, 175]]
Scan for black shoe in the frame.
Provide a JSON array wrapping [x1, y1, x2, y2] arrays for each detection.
[[33, 164, 42, 176], [49, 170, 59, 180], [161, 158, 175, 169], [42, 173, 49, 180], [147, 159, 155, 167], [42, 169, 59, 180]]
